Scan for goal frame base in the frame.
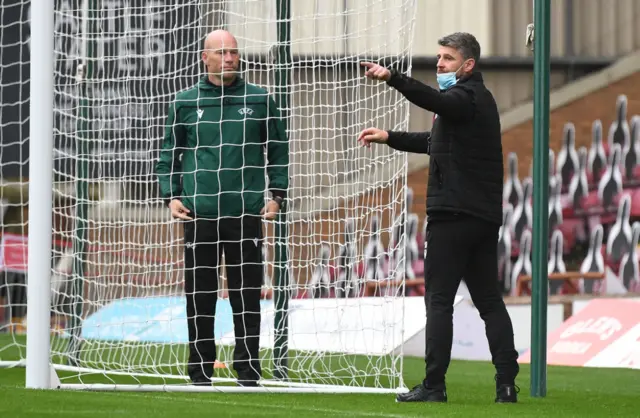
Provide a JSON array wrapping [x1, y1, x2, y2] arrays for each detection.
[[0, 360, 26, 368], [56, 383, 408, 394], [42, 364, 408, 394]]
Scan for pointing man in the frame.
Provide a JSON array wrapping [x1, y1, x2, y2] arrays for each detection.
[[358, 32, 520, 403]]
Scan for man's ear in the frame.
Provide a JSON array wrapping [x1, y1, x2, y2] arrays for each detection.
[[201, 52, 208, 72], [465, 58, 476, 72]]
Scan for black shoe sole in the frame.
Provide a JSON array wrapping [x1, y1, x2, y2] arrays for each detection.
[[396, 398, 447, 403], [396, 394, 447, 403]]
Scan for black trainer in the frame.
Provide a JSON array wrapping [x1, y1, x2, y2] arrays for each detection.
[[495, 383, 519, 403], [396, 383, 447, 403]]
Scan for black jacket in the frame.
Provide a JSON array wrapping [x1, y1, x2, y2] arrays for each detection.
[[386, 71, 504, 226]]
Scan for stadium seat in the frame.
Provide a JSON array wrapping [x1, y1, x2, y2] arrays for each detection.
[[619, 222, 640, 291], [598, 143, 624, 211], [549, 174, 563, 233], [503, 152, 522, 208], [568, 146, 589, 210], [606, 193, 633, 266], [588, 119, 607, 185], [579, 224, 606, 294], [512, 178, 533, 250], [548, 230, 567, 295], [511, 229, 532, 296], [621, 115, 640, 185], [608, 95, 630, 151], [557, 123, 579, 191]]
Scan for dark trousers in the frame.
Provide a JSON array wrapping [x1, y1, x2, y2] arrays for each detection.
[[423, 214, 519, 388], [183, 215, 263, 382]]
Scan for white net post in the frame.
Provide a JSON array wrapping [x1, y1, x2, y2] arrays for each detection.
[[25, 0, 55, 389], [1, 0, 419, 393]]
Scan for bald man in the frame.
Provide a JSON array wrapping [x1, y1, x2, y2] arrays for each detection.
[[156, 30, 289, 387]]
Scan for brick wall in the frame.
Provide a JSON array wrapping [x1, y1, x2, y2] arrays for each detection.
[[502, 72, 640, 180]]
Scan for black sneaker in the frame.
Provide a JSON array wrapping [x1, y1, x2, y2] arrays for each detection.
[[495, 384, 519, 403], [396, 383, 447, 403]]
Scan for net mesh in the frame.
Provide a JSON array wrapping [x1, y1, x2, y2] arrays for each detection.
[[1, 0, 417, 391]]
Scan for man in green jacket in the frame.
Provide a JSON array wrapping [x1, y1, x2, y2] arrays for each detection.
[[156, 29, 289, 387]]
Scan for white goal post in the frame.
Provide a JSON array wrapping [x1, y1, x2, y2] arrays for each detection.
[[10, 0, 420, 393]]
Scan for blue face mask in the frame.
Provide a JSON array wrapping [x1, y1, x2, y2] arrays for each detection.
[[436, 72, 457, 90], [436, 62, 467, 90]]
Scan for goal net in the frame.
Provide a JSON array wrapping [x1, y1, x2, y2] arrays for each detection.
[[2, 0, 418, 393]]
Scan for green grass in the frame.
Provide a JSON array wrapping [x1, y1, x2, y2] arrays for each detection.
[[1, 334, 640, 417]]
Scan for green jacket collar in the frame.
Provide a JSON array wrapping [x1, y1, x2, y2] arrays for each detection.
[[198, 75, 246, 91]]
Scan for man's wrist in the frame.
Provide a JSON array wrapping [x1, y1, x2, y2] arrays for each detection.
[[386, 131, 398, 147], [387, 68, 398, 81]]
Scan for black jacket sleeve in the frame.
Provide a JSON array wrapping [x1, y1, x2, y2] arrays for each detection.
[[387, 70, 475, 122], [386, 131, 431, 154]]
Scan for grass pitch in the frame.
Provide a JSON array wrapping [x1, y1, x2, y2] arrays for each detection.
[[1, 334, 639, 417]]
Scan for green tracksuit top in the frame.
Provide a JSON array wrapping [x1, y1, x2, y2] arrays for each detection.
[[155, 76, 289, 218]]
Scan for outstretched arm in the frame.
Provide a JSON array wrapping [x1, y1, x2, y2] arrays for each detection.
[[357, 128, 430, 154], [360, 62, 475, 122], [387, 71, 474, 122], [387, 131, 431, 154]]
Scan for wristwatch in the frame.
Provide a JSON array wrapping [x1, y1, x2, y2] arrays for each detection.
[[272, 195, 284, 208]]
